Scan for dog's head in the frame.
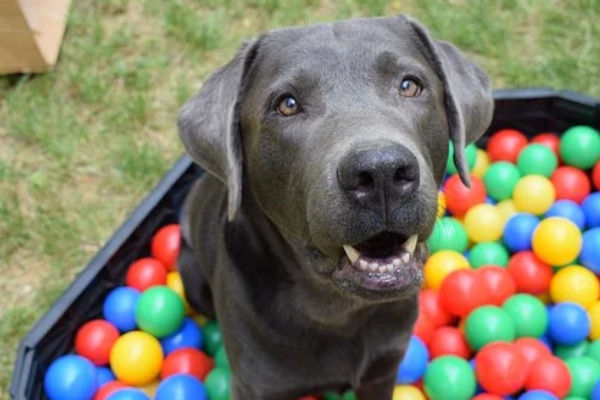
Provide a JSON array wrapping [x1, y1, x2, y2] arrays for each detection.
[[179, 16, 493, 302]]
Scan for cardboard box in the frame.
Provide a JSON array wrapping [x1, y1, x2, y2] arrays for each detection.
[[0, 0, 71, 74]]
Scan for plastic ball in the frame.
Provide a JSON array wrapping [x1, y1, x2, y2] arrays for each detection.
[[75, 319, 120, 366], [125, 258, 167, 292], [545, 200, 585, 230], [532, 217, 582, 266], [44, 355, 97, 400], [593, 161, 600, 190], [555, 340, 589, 360], [550, 265, 599, 308], [419, 289, 455, 328], [424, 250, 470, 290], [392, 385, 426, 400], [202, 320, 223, 356], [423, 355, 476, 400], [204, 367, 231, 400], [582, 192, 600, 228], [413, 312, 435, 345], [518, 391, 559, 400], [587, 340, 600, 363], [155, 374, 207, 400], [517, 144, 558, 177], [532, 133, 561, 159], [483, 162, 521, 201], [514, 337, 552, 368], [472, 149, 490, 178], [447, 142, 478, 174], [161, 348, 213, 381], [397, 335, 429, 383], [160, 317, 203, 355], [487, 129, 528, 163], [565, 356, 600, 398], [110, 331, 163, 386], [429, 326, 471, 359], [502, 294, 548, 338], [503, 213, 539, 252], [497, 199, 518, 222], [464, 204, 504, 243], [151, 224, 181, 271], [94, 381, 128, 400], [465, 305, 516, 350], [560, 125, 600, 169], [439, 269, 486, 317], [475, 342, 527, 395], [437, 191, 446, 218], [95, 367, 116, 388], [469, 242, 510, 268], [472, 395, 504, 400], [166, 271, 191, 313], [580, 228, 600, 273], [135, 286, 185, 338], [551, 166, 591, 204], [513, 175, 556, 215], [443, 174, 486, 217], [507, 251, 553, 295], [477, 266, 517, 306], [548, 302, 590, 345], [427, 217, 468, 254], [215, 345, 230, 369], [103, 287, 140, 332], [106, 389, 150, 400], [588, 302, 600, 340]]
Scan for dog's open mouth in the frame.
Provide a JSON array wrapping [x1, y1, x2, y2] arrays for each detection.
[[332, 231, 425, 297]]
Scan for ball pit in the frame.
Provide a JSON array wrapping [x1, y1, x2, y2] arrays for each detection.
[[42, 125, 600, 400]]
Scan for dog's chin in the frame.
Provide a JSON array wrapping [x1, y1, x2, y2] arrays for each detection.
[[330, 232, 426, 302]]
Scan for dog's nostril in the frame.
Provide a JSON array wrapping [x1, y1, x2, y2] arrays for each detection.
[[393, 167, 411, 184], [356, 171, 374, 190]]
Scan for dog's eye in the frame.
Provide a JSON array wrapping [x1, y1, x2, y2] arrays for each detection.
[[277, 96, 300, 116], [399, 77, 422, 97]]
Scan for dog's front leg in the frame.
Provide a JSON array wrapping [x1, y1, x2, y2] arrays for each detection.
[[354, 372, 396, 400]]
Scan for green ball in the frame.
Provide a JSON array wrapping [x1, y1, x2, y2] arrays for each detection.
[[427, 217, 469, 254], [215, 345, 230, 369], [560, 125, 600, 169], [205, 367, 231, 400], [586, 340, 600, 363], [483, 161, 521, 200], [447, 142, 478, 174], [424, 356, 476, 400], [501, 294, 548, 338], [342, 391, 357, 400], [564, 398, 587, 400], [469, 241, 510, 268], [203, 320, 223, 356], [465, 305, 516, 351], [134, 286, 185, 338], [565, 356, 600, 398], [517, 143, 558, 177], [556, 340, 589, 360]]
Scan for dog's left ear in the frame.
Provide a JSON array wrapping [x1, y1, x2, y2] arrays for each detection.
[[178, 38, 261, 220], [402, 16, 494, 186]]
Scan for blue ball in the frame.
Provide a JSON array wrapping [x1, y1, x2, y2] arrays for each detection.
[[592, 377, 600, 400], [161, 317, 204, 355], [581, 228, 600, 273], [103, 287, 140, 332], [44, 355, 97, 400], [503, 212, 539, 252], [107, 389, 151, 400], [583, 192, 600, 228], [486, 196, 497, 205], [546, 200, 586, 229], [155, 374, 207, 400], [96, 366, 115, 388], [396, 335, 429, 384], [548, 302, 590, 345], [518, 390, 558, 400]]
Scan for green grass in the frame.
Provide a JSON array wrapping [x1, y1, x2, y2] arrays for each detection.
[[0, 0, 599, 396]]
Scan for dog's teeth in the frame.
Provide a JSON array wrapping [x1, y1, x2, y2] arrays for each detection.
[[369, 262, 379, 272], [402, 234, 418, 254], [401, 253, 410, 263], [343, 244, 361, 264], [392, 257, 401, 267], [359, 259, 369, 270], [378, 266, 387, 273], [385, 264, 394, 273]]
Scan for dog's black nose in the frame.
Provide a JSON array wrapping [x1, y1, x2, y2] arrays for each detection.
[[337, 144, 419, 217]]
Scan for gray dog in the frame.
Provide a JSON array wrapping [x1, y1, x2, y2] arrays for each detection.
[[177, 14, 493, 399]]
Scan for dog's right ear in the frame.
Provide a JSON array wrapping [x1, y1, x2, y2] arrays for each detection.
[[178, 38, 261, 220]]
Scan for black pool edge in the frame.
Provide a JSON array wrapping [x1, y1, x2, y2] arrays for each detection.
[[9, 87, 600, 399]]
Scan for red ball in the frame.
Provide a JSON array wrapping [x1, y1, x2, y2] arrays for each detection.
[[472, 395, 504, 400], [487, 129, 529, 163], [151, 224, 181, 271], [525, 356, 571, 398], [429, 326, 471, 359], [551, 166, 591, 204], [506, 251, 552, 295], [93, 381, 128, 400], [161, 347, 214, 381], [439, 269, 487, 317], [532, 133, 561, 162], [413, 312, 435, 345], [514, 337, 552, 372], [297, 397, 319, 400], [419, 289, 455, 328], [125, 258, 167, 291], [74, 319, 120, 366], [475, 342, 527, 395], [592, 160, 600, 190], [443, 174, 486, 217], [476, 266, 516, 306]]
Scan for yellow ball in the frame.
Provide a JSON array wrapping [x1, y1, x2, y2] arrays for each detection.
[[191, 312, 209, 327], [589, 301, 600, 340], [550, 264, 599, 308], [424, 250, 470, 290], [533, 217, 582, 266], [110, 331, 163, 386], [393, 385, 426, 400], [496, 199, 517, 223], [437, 191, 446, 219], [472, 149, 490, 178], [463, 204, 504, 243], [513, 175, 555, 215], [167, 271, 192, 314], [139, 379, 159, 397]]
